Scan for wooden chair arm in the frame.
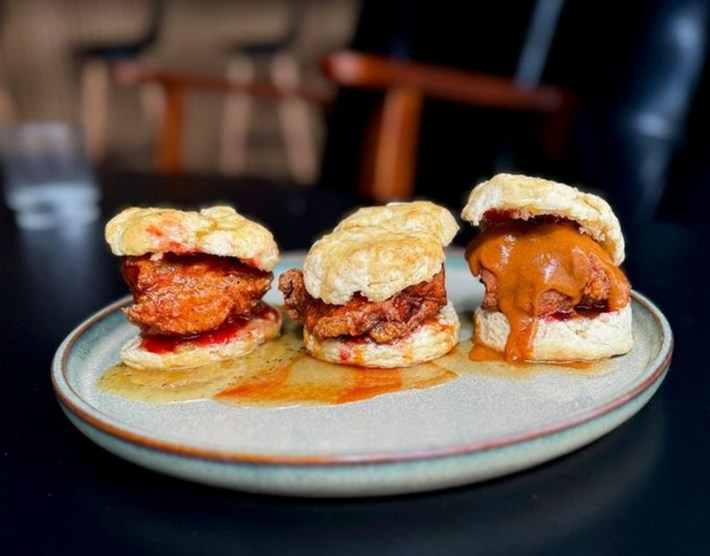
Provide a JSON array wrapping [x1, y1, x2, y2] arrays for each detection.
[[321, 50, 574, 113], [320, 50, 577, 202], [116, 63, 331, 104]]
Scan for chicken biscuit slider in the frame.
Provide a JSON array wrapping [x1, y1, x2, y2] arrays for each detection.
[[105, 206, 281, 369], [279, 201, 460, 368], [461, 173, 632, 363]]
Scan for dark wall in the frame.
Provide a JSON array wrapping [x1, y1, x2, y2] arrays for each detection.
[[321, 0, 710, 225]]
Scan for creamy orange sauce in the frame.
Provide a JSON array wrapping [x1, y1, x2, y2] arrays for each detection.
[[466, 221, 630, 363], [468, 337, 592, 370], [468, 338, 512, 364]]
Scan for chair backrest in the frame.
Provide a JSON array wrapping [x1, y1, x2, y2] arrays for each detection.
[[321, 50, 577, 202]]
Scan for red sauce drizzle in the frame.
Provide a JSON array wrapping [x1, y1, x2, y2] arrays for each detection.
[[139, 304, 279, 354]]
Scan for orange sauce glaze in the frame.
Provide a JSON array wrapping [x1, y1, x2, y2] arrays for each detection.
[[468, 337, 592, 370], [214, 330, 458, 406], [215, 357, 447, 406], [466, 220, 630, 363]]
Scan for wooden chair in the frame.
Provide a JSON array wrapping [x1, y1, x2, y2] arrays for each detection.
[[116, 50, 575, 200], [321, 50, 577, 202]]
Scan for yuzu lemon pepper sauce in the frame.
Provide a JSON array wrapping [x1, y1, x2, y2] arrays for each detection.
[[466, 219, 630, 363]]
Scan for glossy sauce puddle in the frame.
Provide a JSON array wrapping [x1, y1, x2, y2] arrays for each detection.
[[97, 312, 611, 406]]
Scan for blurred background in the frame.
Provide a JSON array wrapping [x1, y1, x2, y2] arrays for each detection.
[[1, 0, 709, 229]]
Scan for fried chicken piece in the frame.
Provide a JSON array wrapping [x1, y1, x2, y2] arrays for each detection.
[[121, 253, 272, 336], [279, 268, 447, 344]]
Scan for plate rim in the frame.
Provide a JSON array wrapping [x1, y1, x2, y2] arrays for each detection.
[[51, 280, 673, 468]]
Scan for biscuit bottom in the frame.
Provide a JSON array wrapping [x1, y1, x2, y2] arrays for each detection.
[[303, 302, 460, 368], [474, 304, 633, 362], [121, 304, 282, 370]]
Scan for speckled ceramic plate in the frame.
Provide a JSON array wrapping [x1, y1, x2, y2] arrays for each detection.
[[52, 253, 673, 497]]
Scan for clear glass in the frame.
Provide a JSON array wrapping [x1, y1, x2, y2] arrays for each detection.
[[0, 122, 100, 230]]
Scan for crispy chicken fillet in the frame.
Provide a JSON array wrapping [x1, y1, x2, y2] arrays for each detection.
[[121, 253, 272, 336], [279, 268, 447, 344]]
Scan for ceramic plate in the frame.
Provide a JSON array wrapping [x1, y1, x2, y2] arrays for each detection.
[[52, 253, 673, 497]]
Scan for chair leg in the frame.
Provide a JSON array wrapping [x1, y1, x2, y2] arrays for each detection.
[[81, 58, 111, 162], [0, 86, 16, 126], [271, 52, 318, 185], [361, 86, 423, 202], [219, 55, 255, 175], [156, 82, 185, 173]]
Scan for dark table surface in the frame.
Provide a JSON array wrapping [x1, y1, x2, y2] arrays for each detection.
[[3, 171, 708, 555]]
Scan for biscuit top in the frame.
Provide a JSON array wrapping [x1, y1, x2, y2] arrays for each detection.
[[302, 201, 459, 304], [460, 173, 625, 265], [104, 206, 279, 271]]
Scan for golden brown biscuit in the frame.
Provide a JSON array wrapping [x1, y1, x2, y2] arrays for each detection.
[[474, 305, 633, 362], [105, 206, 279, 271], [462, 173, 632, 363], [106, 205, 281, 370], [302, 201, 459, 304], [303, 302, 460, 368], [461, 173, 625, 265], [278, 201, 460, 368]]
